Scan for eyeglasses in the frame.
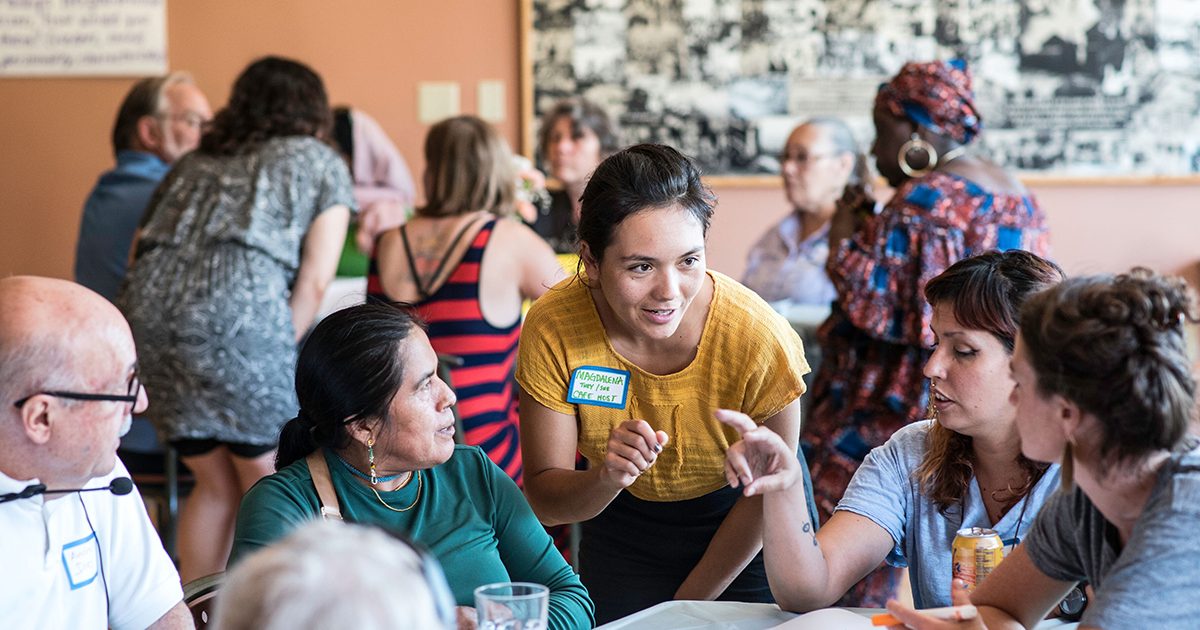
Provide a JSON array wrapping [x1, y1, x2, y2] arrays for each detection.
[[158, 111, 210, 131], [780, 151, 837, 166], [13, 368, 140, 409]]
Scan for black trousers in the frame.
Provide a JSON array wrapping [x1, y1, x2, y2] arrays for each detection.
[[579, 485, 773, 625]]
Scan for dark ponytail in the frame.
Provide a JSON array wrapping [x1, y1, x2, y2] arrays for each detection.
[[276, 301, 421, 470], [276, 409, 323, 471]]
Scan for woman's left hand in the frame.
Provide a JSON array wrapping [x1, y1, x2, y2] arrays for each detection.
[[717, 409, 801, 496], [455, 606, 478, 630], [882, 581, 986, 629]]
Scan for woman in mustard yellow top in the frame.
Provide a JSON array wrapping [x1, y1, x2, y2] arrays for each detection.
[[516, 144, 813, 623]]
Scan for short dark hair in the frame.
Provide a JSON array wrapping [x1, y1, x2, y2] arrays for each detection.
[[577, 144, 715, 262], [199, 56, 330, 156], [110, 72, 193, 157], [537, 97, 621, 160], [276, 301, 422, 470], [1019, 268, 1197, 467]]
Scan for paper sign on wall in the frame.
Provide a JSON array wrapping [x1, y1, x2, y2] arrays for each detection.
[[0, 0, 167, 77]]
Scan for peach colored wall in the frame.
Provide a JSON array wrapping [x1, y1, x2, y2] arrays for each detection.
[[0, 1, 519, 280], [706, 182, 1200, 281], [0, 1, 1196, 283]]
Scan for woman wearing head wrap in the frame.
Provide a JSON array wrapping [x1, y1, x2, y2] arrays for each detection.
[[802, 59, 1052, 606]]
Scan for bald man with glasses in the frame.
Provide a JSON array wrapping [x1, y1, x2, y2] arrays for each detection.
[[0, 276, 191, 629]]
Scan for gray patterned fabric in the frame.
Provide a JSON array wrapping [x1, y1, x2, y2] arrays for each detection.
[[119, 136, 355, 445]]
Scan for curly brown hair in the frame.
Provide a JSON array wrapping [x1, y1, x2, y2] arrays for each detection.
[[1018, 268, 1197, 472], [916, 250, 1063, 515], [199, 56, 330, 156]]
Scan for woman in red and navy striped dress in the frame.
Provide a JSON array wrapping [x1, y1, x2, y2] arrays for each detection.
[[369, 115, 564, 483]]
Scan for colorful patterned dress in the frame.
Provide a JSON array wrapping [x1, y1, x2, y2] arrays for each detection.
[[804, 170, 1051, 606], [368, 219, 524, 482]]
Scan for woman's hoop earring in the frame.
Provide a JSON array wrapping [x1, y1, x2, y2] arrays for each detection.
[[899, 133, 938, 178]]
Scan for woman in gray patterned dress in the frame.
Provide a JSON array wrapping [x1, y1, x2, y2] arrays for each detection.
[[119, 56, 354, 581]]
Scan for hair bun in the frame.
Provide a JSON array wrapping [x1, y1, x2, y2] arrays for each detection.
[[1111, 268, 1197, 333]]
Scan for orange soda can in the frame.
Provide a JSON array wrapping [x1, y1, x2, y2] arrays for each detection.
[[952, 527, 1004, 590]]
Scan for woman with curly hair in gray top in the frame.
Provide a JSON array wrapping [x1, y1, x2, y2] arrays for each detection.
[[120, 55, 355, 581]]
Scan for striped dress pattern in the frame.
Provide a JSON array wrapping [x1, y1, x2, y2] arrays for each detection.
[[369, 219, 524, 483]]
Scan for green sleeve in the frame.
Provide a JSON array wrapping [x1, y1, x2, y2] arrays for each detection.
[[479, 450, 594, 630], [228, 467, 320, 566]]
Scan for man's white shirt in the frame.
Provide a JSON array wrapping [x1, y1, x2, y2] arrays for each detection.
[[0, 459, 183, 629]]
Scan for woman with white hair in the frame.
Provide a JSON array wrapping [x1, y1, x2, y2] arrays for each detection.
[[215, 520, 455, 630]]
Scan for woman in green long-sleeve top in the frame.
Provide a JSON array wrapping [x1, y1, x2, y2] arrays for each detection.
[[230, 301, 593, 630]]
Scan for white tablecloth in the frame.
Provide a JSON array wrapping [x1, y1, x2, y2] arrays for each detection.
[[596, 600, 1080, 630]]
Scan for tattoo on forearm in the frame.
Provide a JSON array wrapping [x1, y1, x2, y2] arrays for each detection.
[[802, 521, 818, 546]]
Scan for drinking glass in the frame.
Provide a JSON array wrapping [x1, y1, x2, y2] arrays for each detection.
[[474, 582, 549, 630]]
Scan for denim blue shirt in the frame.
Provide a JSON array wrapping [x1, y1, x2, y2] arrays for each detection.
[[836, 420, 1061, 608], [74, 150, 170, 301]]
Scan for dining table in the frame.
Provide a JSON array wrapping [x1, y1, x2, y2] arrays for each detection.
[[595, 600, 1080, 629]]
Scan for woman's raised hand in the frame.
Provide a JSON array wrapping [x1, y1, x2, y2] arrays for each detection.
[[600, 419, 669, 488], [717, 409, 800, 496]]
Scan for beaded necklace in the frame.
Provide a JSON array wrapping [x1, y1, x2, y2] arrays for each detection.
[[332, 451, 422, 512]]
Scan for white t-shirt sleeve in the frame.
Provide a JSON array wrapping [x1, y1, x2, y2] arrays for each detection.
[[98, 460, 184, 630]]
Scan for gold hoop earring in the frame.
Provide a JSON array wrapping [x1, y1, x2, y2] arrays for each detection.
[[899, 133, 938, 178]]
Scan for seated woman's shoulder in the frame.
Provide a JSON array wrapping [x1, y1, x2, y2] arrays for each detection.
[[443, 444, 492, 471], [435, 445, 514, 489], [493, 215, 560, 251], [240, 455, 315, 501], [889, 419, 936, 445]]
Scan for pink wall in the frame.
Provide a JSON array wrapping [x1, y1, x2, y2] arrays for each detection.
[[706, 182, 1199, 281], [0, 0, 1195, 283]]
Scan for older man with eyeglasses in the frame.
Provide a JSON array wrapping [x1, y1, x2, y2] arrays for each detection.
[[74, 72, 211, 303], [0, 276, 191, 630]]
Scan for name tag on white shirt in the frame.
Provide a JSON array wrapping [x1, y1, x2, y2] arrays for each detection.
[[61, 533, 99, 589], [567, 366, 630, 409]]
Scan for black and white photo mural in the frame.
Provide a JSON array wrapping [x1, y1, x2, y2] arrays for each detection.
[[527, 0, 1200, 179]]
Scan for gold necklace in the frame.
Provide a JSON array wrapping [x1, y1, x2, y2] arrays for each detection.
[[370, 470, 422, 512]]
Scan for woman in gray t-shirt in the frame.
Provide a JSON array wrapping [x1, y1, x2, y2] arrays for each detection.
[[721, 250, 1063, 610], [887, 268, 1200, 628]]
